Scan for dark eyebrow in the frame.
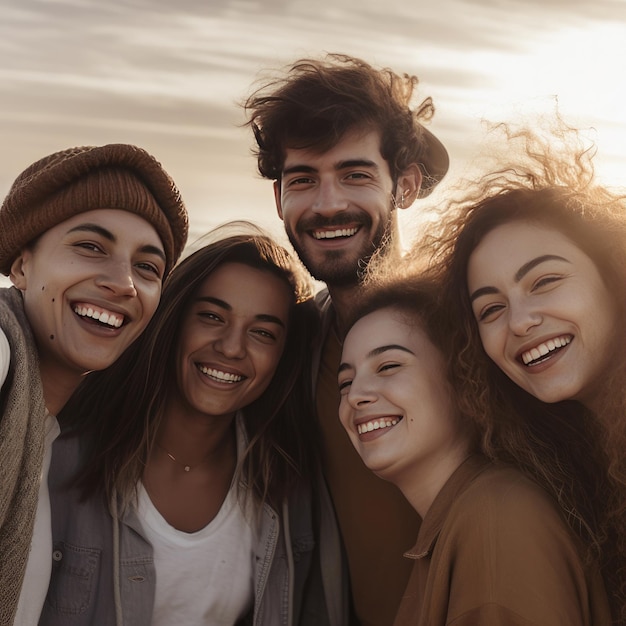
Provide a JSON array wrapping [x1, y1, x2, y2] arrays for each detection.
[[338, 344, 414, 374], [470, 254, 570, 303], [68, 223, 166, 262], [68, 223, 115, 240], [282, 159, 379, 178], [196, 296, 286, 328], [514, 254, 570, 282]]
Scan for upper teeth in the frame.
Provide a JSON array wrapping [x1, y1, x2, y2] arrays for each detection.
[[521, 335, 572, 365], [313, 227, 358, 240], [74, 305, 123, 328], [199, 366, 243, 383], [357, 418, 398, 435]]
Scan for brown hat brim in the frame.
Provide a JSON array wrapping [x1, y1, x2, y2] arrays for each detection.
[[417, 127, 449, 198]]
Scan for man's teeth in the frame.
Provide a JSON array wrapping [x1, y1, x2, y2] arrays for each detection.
[[357, 418, 399, 435], [313, 227, 358, 240], [521, 335, 572, 365], [199, 366, 243, 383], [74, 305, 123, 328]]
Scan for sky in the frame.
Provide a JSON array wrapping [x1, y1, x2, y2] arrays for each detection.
[[2, 0, 626, 263]]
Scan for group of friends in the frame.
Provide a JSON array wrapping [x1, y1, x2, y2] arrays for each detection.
[[1, 52, 625, 626]]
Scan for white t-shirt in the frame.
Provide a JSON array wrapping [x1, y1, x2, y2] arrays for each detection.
[[13, 413, 61, 625], [137, 420, 255, 626], [0, 327, 9, 389]]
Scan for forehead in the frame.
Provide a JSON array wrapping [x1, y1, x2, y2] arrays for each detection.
[[343, 308, 431, 359], [36, 208, 163, 246], [193, 262, 291, 314], [470, 220, 590, 270], [282, 128, 386, 169], [44, 208, 146, 232]]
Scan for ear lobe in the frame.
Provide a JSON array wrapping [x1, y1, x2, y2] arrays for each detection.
[[273, 181, 284, 220], [9, 253, 28, 290], [395, 164, 423, 210]]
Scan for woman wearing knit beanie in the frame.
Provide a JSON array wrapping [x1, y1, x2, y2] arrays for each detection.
[[0, 143, 188, 626]]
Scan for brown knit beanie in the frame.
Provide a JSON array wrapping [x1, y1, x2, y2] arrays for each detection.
[[0, 144, 189, 276]]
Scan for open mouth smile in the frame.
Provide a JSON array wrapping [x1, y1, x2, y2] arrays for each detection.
[[357, 416, 402, 435], [197, 365, 244, 384], [311, 226, 359, 240], [519, 334, 572, 367], [74, 303, 125, 328]]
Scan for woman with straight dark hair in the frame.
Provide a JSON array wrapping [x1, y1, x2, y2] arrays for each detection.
[[40, 222, 339, 626]]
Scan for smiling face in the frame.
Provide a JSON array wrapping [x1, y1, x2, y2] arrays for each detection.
[[338, 307, 470, 516], [467, 220, 621, 410], [275, 128, 418, 287], [173, 262, 291, 422], [11, 208, 165, 394]]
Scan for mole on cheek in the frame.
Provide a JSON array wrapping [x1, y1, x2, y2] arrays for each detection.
[[49, 335, 54, 340], [51, 298, 55, 302]]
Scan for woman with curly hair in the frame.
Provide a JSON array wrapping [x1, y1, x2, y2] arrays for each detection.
[[40, 223, 341, 626], [421, 125, 626, 623]]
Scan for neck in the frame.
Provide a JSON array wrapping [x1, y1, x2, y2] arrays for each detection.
[[39, 361, 84, 417], [155, 398, 237, 468], [395, 445, 471, 519], [326, 283, 363, 339]]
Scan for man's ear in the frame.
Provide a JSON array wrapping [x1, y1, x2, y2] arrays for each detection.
[[273, 180, 284, 220], [394, 163, 423, 210], [9, 252, 28, 290]]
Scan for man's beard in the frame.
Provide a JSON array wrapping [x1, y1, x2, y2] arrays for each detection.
[[285, 213, 393, 287]]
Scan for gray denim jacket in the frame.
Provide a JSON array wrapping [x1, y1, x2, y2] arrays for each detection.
[[40, 426, 336, 626]]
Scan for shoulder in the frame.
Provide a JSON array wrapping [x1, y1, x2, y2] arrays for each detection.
[[443, 462, 584, 569], [456, 463, 565, 524], [432, 464, 607, 625]]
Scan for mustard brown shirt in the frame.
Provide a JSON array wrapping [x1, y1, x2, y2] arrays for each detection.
[[394, 455, 612, 626]]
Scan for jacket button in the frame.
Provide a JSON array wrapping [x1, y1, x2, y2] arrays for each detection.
[[52, 550, 63, 562]]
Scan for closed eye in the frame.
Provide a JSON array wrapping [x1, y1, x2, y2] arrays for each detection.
[[532, 275, 563, 290], [338, 379, 352, 392], [477, 303, 505, 322], [378, 362, 400, 373]]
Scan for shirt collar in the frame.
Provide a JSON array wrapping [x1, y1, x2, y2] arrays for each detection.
[[404, 454, 491, 559]]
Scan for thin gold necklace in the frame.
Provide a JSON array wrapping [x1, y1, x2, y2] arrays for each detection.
[[156, 443, 210, 473]]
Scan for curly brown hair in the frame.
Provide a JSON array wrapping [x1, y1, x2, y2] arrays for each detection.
[[243, 53, 447, 195], [415, 123, 626, 622]]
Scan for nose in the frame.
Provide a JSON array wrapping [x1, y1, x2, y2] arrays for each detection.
[[508, 300, 542, 336], [311, 179, 349, 217], [214, 326, 247, 360], [346, 376, 378, 410], [95, 261, 137, 297]]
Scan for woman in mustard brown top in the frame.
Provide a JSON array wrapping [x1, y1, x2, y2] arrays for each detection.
[[337, 276, 614, 625]]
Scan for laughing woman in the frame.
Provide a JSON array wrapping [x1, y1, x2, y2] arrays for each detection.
[[425, 126, 626, 623], [40, 224, 339, 626]]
